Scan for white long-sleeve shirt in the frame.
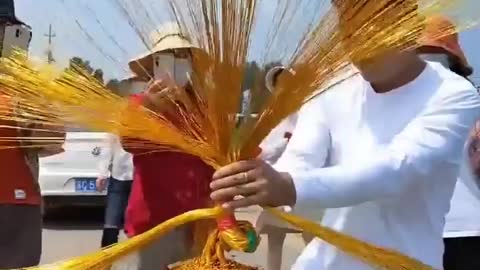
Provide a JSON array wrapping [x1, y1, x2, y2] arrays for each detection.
[[98, 134, 133, 181], [275, 62, 480, 270], [259, 114, 298, 164]]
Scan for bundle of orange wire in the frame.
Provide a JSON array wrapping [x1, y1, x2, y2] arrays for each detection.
[[0, 0, 478, 269]]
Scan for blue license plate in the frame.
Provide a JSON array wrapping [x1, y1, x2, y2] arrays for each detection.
[[75, 178, 97, 192]]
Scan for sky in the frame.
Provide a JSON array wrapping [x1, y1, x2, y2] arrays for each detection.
[[14, 0, 286, 80], [14, 0, 480, 85]]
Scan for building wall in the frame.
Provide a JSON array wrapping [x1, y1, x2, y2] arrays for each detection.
[[1, 23, 31, 57], [117, 80, 148, 96], [0, 25, 4, 55]]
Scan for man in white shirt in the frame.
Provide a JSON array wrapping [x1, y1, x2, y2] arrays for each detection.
[[209, 2, 480, 270], [96, 133, 134, 248]]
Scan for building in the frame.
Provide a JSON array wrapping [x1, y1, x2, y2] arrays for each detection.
[[117, 76, 148, 96], [0, 0, 21, 23], [0, 0, 32, 57]]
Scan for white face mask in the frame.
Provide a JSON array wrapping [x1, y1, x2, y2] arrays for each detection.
[[153, 53, 192, 87], [154, 53, 174, 81], [174, 58, 192, 87], [419, 53, 450, 69]]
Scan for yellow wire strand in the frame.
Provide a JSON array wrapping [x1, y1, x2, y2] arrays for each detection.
[[27, 208, 223, 270], [22, 206, 435, 270]]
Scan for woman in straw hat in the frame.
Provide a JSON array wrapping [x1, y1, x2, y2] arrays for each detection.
[[123, 22, 214, 270], [416, 15, 480, 270]]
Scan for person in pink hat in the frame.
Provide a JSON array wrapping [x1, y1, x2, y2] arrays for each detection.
[[417, 15, 480, 270], [417, 15, 473, 78]]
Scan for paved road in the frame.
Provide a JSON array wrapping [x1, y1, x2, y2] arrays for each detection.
[[41, 207, 105, 265], [40, 206, 305, 270]]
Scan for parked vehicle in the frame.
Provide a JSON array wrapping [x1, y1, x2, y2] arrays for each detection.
[[39, 132, 111, 213]]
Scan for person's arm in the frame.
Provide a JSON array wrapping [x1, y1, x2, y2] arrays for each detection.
[[17, 124, 65, 157], [259, 139, 289, 164], [457, 136, 480, 201], [35, 124, 66, 157], [98, 135, 114, 179], [259, 114, 298, 164], [289, 87, 480, 210], [274, 98, 331, 172], [467, 121, 480, 180], [14, 104, 65, 157], [266, 99, 330, 214]]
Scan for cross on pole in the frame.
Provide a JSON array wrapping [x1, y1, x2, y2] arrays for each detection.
[[44, 24, 56, 63]]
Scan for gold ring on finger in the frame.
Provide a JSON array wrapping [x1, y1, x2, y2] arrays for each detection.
[[242, 172, 249, 183]]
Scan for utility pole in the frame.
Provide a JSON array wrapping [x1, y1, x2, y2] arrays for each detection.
[[44, 24, 55, 64]]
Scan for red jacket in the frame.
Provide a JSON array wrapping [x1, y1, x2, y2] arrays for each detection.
[[124, 93, 214, 237], [0, 95, 40, 205]]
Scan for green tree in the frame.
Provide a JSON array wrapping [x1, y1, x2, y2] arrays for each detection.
[[67, 56, 106, 84], [68, 56, 93, 74], [93, 69, 104, 84], [106, 79, 121, 95]]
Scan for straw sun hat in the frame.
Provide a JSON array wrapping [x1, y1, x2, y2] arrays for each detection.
[[128, 22, 198, 79]]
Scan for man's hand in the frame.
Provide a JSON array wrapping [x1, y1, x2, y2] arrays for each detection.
[[210, 160, 297, 210], [28, 124, 66, 155], [38, 145, 65, 157], [96, 177, 108, 192]]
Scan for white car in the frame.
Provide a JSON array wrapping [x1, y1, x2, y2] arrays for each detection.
[[39, 132, 112, 211]]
